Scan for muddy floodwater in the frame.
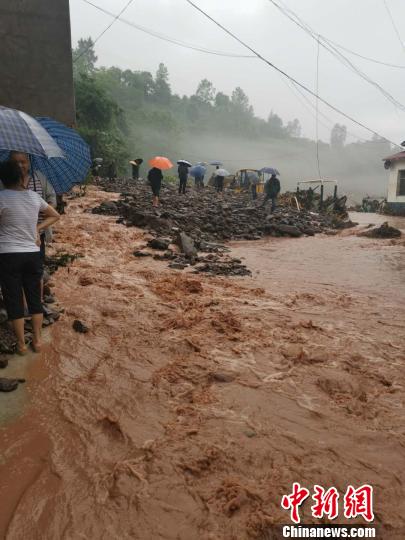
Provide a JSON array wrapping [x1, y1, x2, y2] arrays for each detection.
[[0, 191, 404, 539]]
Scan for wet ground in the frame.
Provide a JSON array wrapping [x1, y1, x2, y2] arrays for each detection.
[[0, 192, 404, 539]]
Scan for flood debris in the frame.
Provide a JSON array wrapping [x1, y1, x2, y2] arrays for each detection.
[[93, 180, 352, 242], [46, 253, 81, 274], [0, 358, 8, 369], [92, 179, 355, 275], [0, 378, 25, 393], [176, 232, 198, 260], [359, 222, 401, 238], [73, 320, 89, 333], [133, 250, 152, 257], [148, 237, 171, 250]]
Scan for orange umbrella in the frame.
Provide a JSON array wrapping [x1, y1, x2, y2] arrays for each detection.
[[148, 156, 173, 170]]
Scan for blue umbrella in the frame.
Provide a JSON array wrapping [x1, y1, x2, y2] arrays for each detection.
[[189, 164, 207, 177], [0, 116, 91, 194], [0, 106, 63, 158], [259, 167, 280, 175]]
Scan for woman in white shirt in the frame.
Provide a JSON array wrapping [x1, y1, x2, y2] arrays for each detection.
[[0, 161, 60, 354]]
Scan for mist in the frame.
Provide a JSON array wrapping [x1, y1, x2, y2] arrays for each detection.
[[73, 39, 392, 204], [127, 128, 390, 203]]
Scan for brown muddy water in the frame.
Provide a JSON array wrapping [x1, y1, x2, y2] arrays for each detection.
[[0, 190, 404, 539]]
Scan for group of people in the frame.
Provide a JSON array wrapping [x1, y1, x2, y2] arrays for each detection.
[[178, 164, 224, 194], [147, 163, 280, 210], [146, 163, 228, 207], [0, 153, 60, 354]]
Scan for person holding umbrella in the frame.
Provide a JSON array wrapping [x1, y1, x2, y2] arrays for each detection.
[[189, 164, 207, 192], [130, 158, 143, 180], [177, 160, 191, 194], [215, 168, 230, 194], [148, 156, 173, 207], [0, 160, 60, 354], [263, 173, 281, 211]]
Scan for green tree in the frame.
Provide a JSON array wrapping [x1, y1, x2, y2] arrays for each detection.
[[154, 63, 171, 104], [231, 87, 251, 113], [74, 73, 128, 169], [195, 79, 216, 104], [72, 37, 97, 76], [286, 118, 302, 138], [267, 112, 286, 138], [330, 123, 347, 148]]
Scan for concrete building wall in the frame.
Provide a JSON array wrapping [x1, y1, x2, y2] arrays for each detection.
[[387, 160, 405, 204], [0, 0, 75, 125]]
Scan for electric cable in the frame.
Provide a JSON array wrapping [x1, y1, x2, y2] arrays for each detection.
[[185, 0, 400, 148]]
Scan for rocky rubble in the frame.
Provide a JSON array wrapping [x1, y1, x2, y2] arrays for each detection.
[[359, 222, 401, 239], [92, 179, 356, 276], [94, 179, 352, 240]]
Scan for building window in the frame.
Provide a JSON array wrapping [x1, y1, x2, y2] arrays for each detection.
[[398, 170, 405, 196]]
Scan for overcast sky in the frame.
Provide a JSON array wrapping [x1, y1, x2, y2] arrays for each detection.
[[70, 0, 405, 144]]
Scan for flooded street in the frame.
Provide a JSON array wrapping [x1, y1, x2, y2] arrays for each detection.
[[0, 190, 404, 539], [231, 214, 405, 298]]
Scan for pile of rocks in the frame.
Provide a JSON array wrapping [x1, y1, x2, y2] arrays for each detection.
[[93, 178, 356, 276], [94, 179, 352, 242], [134, 234, 250, 276], [359, 222, 401, 239]]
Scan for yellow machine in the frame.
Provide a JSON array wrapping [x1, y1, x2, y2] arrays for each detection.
[[232, 169, 265, 193]]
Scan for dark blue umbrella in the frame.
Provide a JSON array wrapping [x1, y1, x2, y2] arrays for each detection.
[[0, 117, 91, 194], [259, 167, 280, 175], [0, 106, 63, 158], [189, 164, 207, 177], [34, 117, 91, 194]]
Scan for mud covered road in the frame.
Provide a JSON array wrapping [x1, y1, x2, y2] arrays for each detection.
[[0, 188, 404, 539]]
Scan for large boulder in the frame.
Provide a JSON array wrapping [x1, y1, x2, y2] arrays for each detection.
[[177, 232, 198, 259], [148, 238, 171, 250]]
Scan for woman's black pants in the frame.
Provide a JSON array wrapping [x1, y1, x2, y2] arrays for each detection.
[[0, 252, 43, 320]]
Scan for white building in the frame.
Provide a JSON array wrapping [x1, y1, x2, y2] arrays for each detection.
[[383, 151, 405, 214]]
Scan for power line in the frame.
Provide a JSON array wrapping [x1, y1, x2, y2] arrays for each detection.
[[274, 0, 405, 68], [382, 0, 405, 56], [78, 0, 256, 59], [324, 37, 405, 69], [286, 79, 369, 142], [185, 0, 400, 148], [74, 0, 135, 63], [266, 0, 405, 113]]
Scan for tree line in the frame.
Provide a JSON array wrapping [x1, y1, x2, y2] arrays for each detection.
[[72, 37, 392, 197]]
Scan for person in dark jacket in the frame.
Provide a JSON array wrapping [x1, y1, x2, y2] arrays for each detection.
[[215, 167, 225, 193], [131, 162, 139, 180], [194, 173, 204, 190], [178, 163, 189, 194], [131, 158, 143, 180], [249, 172, 259, 200], [108, 161, 117, 181], [147, 167, 163, 207], [263, 174, 281, 211]]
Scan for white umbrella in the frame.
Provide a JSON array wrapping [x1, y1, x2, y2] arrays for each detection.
[[177, 159, 192, 167], [216, 168, 230, 176]]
